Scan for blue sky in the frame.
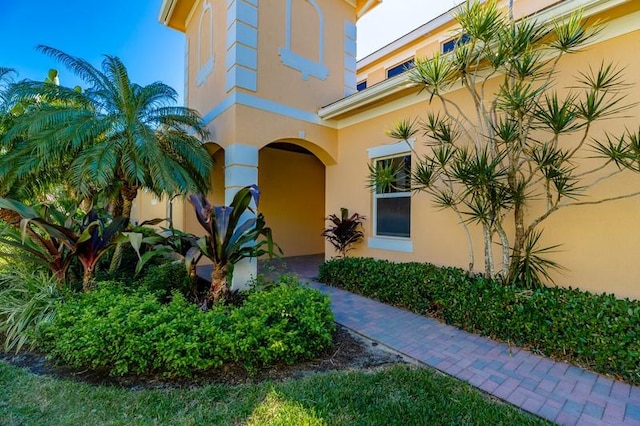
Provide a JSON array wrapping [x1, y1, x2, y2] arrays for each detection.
[[0, 0, 185, 98], [0, 0, 455, 103]]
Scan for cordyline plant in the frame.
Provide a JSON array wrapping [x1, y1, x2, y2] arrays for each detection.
[[322, 208, 366, 258], [0, 198, 128, 290], [189, 185, 280, 305], [371, 0, 640, 287]]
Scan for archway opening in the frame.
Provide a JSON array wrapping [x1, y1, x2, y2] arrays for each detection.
[[259, 141, 326, 270]]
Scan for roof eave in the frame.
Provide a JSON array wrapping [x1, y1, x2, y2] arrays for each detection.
[[318, 73, 414, 120]]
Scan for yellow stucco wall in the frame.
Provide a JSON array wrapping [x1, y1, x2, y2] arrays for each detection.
[[156, 0, 640, 299], [258, 147, 325, 256], [131, 191, 169, 226], [328, 18, 640, 299]]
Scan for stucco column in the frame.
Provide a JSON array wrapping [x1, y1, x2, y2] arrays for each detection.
[[225, 143, 259, 291]]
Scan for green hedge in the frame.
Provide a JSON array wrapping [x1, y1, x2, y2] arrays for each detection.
[[38, 281, 335, 378], [318, 257, 640, 385]]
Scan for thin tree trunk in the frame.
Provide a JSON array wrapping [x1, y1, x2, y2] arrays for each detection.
[[108, 186, 136, 275], [111, 195, 124, 217], [511, 201, 525, 276], [210, 263, 229, 304], [495, 220, 510, 279], [482, 224, 494, 279], [82, 266, 94, 292], [453, 207, 475, 273]]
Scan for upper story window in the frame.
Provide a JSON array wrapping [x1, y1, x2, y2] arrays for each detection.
[[442, 33, 471, 53], [372, 154, 411, 238], [386, 59, 415, 79], [356, 80, 367, 91]]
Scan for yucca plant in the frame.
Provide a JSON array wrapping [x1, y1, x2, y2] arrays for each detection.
[[322, 208, 366, 258], [0, 268, 63, 353], [188, 185, 280, 305], [507, 230, 565, 289]]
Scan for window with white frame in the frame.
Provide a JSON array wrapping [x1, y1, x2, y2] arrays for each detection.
[[373, 154, 411, 238]]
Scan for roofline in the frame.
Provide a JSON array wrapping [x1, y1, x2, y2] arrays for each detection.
[[158, 0, 176, 26], [357, 0, 383, 19], [323, 0, 632, 120], [319, 73, 413, 120], [357, 3, 461, 69]]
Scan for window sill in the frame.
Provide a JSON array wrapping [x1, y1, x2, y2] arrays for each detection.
[[367, 236, 413, 253]]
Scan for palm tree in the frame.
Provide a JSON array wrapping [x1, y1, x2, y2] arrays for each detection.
[[1, 46, 213, 220], [0, 67, 24, 224]]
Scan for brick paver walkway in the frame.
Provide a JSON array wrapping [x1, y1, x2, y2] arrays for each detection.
[[308, 282, 640, 426]]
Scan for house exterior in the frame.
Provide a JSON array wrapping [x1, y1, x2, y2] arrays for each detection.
[[142, 0, 640, 299]]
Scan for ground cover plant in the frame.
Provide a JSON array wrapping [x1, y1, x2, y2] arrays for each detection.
[[0, 362, 549, 426], [319, 257, 640, 385], [37, 276, 335, 378]]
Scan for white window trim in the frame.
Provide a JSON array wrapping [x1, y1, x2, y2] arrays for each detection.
[[367, 139, 414, 159], [196, 1, 214, 87], [368, 236, 414, 253], [367, 140, 414, 253], [279, 0, 328, 81]]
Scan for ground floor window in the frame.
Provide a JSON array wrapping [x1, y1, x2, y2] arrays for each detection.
[[373, 154, 411, 238]]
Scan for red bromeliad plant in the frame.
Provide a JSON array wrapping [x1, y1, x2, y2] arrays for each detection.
[[0, 198, 128, 290], [322, 208, 366, 258], [188, 185, 279, 305]]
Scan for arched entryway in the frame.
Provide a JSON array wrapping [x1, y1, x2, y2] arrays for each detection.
[[258, 141, 326, 261]]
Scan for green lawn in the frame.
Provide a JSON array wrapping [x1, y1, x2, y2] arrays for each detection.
[[0, 362, 549, 425]]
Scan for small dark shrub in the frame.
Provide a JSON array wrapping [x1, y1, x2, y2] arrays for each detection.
[[322, 208, 366, 258], [97, 226, 163, 282], [319, 257, 640, 385]]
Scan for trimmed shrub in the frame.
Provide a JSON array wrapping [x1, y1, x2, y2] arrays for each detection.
[[318, 257, 439, 314], [132, 262, 195, 300], [38, 280, 335, 378], [319, 258, 640, 385], [231, 284, 336, 369]]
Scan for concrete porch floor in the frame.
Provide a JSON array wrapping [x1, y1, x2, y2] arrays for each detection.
[[197, 253, 324, 283]]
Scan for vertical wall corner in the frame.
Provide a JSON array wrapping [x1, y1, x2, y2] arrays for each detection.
[[226, 0, 259, 92], [344, 20, 357, 96]]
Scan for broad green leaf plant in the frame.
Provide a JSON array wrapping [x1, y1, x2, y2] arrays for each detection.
[[0, 198, 129, 290], [189, 185, 280, 305]]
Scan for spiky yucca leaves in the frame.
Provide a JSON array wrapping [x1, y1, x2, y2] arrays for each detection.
[[189, 185, 280, 306], [507, 230, 565, 289], [380, 0, 637, 283], [322, 208, 366, 258], [1, 46, 213, 220], [0, 268, 63, 353]]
